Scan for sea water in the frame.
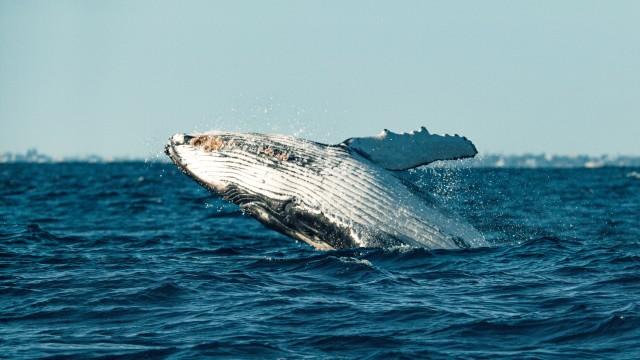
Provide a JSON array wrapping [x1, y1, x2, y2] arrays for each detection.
[[1, 163, 639, 359]]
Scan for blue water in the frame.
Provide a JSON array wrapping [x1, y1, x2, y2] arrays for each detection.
[[1, 163, 639, 359]]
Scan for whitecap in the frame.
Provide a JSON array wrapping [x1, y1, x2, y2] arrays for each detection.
[[337, 256, 373, 267], [627, 171, 640, 179]]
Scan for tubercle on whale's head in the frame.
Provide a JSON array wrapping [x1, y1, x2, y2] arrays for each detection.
[[164, 132, 231, 156], [167, 132, 296, 163], [188, 134, 232, 152]]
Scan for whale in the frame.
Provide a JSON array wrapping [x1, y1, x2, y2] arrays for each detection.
[[165, 127, 487, 250]]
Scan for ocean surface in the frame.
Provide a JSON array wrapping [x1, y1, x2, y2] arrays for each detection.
[[1, 163, 639, 359]]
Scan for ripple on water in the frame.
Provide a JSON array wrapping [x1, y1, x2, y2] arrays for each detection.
[[1, 164, 639, 359]]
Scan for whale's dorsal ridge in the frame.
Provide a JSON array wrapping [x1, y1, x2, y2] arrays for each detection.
[[342, 126, 478, 170]]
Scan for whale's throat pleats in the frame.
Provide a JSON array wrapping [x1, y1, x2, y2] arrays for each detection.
[[221, 184, 358, 250]]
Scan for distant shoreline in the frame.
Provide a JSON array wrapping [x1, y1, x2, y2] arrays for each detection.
[[2, 149, 640, 168]]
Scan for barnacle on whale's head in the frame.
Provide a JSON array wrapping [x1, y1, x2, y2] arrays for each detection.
[[189, 135, 226, 152], [188, 134, 291, 162]]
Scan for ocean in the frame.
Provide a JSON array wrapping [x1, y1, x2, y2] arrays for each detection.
[[1, 163, 639, 359]]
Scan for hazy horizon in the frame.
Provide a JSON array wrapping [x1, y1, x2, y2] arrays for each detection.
[[2, 1, 639, 158]]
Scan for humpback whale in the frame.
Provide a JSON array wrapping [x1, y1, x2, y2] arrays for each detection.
[[165, 127, 487, 250]]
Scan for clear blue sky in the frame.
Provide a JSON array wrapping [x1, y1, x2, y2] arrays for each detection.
[[1, 0, 639, 158]]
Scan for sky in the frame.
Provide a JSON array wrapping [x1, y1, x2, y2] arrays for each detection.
[[1, 0, 639, 158]]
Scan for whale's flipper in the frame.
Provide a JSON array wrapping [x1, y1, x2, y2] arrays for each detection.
[[343, 127, 477, 170]]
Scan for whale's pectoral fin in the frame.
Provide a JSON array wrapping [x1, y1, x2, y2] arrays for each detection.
[[342, 126, 478, 170]]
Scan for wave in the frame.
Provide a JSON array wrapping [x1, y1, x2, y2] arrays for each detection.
[[2, 164, 639, 359], [627, 171, 640, 179]]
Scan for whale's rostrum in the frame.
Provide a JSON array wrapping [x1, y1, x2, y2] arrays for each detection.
[[165, 127, 487, 250]]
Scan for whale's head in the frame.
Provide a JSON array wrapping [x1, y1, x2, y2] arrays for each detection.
[[164, 131, 323, 199]]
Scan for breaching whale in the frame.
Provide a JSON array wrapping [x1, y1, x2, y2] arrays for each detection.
[[165, 127, 487, 250]]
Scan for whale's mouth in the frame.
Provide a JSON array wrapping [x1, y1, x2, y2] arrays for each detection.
[[164, 133, 196, 178], [165, 133, 192, 152], [164, 133, 195, 163], [165, 133, 230, 195]]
